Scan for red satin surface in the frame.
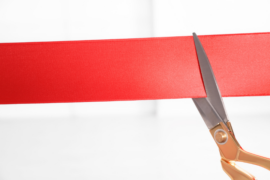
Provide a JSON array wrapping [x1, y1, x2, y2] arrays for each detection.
[[0, 32, 270, 104]]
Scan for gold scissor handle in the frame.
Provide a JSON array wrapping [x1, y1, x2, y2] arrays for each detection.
[[222, 149, 270, 180], [210, 122, 270, 179], [238, 149, 270, 171], [221, 159, 256, 180]]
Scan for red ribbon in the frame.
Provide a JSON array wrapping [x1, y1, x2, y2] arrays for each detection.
[[1, 32, 270, 104]]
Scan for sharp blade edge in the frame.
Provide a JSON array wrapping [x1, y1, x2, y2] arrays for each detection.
[[193, 33, 229, 124]]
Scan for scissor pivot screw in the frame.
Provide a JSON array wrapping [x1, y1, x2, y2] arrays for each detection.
[[214, 130, 228, 144]]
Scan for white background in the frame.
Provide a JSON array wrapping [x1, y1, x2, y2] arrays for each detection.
[[0, 0, 270, 179]]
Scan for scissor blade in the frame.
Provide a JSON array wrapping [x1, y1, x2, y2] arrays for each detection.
[[193, 98, 223, 129], [192, 33, 229, 124]]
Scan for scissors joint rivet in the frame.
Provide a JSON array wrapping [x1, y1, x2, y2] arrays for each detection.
[[214, 129, 228, 144]]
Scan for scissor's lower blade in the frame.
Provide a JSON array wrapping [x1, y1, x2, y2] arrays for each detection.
[[192, 98, 223, 129]]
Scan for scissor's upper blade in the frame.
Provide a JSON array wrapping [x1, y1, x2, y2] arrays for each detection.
[[193, 33, 228, 124]]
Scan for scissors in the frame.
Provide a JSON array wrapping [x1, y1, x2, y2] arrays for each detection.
[[192, 33, 270, 180]]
